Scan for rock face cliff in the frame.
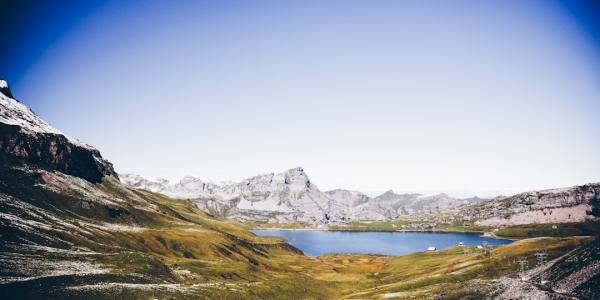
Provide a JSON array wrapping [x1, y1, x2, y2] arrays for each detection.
[[467, 184, 600, 226], [392, 183, 600, 230], [0, 80, 117, 183]]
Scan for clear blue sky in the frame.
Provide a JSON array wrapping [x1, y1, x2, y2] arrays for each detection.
[[1, 0, 600, 197]]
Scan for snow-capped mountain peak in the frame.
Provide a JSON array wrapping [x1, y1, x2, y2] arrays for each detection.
[[0, 79, 11, 98]]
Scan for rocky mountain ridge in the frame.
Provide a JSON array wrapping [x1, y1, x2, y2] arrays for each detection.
[[467, 183, 600, 226], [120, 171, 600, 226], [120, 170, 487, 224], [395, 183, 600, 231]]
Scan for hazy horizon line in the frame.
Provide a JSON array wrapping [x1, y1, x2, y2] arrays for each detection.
[[116, 166, 598, 199]]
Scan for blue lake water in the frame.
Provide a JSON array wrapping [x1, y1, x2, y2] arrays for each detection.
[[252, 229, 512, 256]]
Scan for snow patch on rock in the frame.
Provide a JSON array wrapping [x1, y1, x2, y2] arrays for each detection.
[[0, 81, 91, 149]]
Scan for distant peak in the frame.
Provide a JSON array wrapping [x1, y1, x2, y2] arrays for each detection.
[[283, 166, 308, 178], [0, 79, 13, 98], [379, 189, 397, 196], [156, 178, 170, 184], [278, 167, 307, 178]]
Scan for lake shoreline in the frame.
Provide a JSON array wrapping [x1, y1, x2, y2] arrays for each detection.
[[252, 228, 513, 257], [252, 227, 517, 240]]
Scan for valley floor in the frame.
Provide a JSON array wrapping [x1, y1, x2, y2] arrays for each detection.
[[1, 231, 597, 299]]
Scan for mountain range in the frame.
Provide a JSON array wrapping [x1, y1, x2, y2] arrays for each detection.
[[120, 170, 487, 224]]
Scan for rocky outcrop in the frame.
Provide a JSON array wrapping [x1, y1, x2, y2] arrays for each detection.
[[0, 124, 117, 183], [208, 167, 334, 223], [0, 80, 12, 98], [0, 80, 117, 183], [465, 184, 600, 226]]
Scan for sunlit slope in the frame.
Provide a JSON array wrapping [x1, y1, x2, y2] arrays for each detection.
[[0, 164, 322, 298], [336, 237, 596, 299]]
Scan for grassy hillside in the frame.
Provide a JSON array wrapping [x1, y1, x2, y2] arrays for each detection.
[[0, 166, 326, 299], [332, 237, 592, 299], [326, 219, 600, 239]]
